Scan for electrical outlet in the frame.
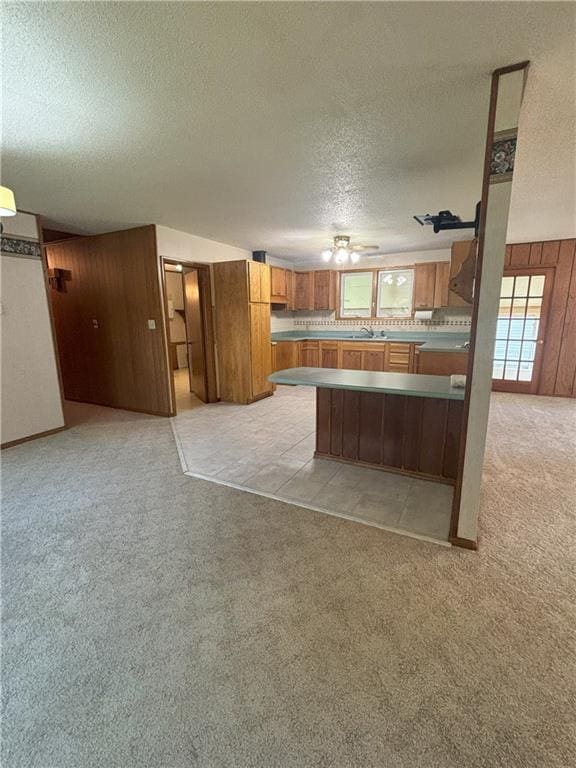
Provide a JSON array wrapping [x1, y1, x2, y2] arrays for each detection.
[[147, 319, 156, 330], [92, 319, 99, 328]]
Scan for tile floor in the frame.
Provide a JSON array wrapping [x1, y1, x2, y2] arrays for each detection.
[[173, 368, 204, 413], [171, 385, 453, 544]]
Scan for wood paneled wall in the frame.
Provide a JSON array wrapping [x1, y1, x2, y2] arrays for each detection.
[[316, 388, 464, 481], [505, 238, 576, 397], [45, 225, 173, 415]]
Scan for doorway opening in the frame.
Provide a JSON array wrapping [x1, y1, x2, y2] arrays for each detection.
[[163, 260, 218, 414]]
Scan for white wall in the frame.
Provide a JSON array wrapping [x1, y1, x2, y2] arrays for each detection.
[[1, 212, 65, 445], [155, 225, 251, 263], [507, 36, 576, 243]]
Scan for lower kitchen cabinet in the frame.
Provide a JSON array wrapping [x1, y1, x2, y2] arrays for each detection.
[[272, 341, 298, 371], [341, 345, 364, 370], [416, 349, 469, 376], [319, 341, 339, 368], [298, 340, 320, 367], [386, 342, 412, 373], [362, 347, 386, 371], [275, 339, 469, 376]]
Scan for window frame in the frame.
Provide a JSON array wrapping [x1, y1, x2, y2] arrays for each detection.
[[338, 270, 374, 319], [336, 266, 416, 320]]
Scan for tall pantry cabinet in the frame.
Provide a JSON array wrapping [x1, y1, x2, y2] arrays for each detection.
[[213, 260, 273, 404]]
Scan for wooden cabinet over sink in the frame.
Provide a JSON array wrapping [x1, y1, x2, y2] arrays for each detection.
[[293, 270, 337, 311]]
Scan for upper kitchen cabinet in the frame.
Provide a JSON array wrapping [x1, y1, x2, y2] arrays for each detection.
[[248, 260, 270, 303], [313, 270, 338, 311], [449, 239, 476, 306], [270, 266, 288, 304], [413, 263, 437, 309], [285, 269, 295, 310], [213, 260, 273, 404], [413, 261, 451, 310], [433, 262, 450, 308], [293, 270, 337, 311], [294, 271, 314, 310]]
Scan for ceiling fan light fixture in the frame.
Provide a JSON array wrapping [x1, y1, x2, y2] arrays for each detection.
[[320, 235, 379, 264]]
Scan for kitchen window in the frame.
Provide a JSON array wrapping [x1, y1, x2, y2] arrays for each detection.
[[376, 269, 414, 318], [339, 271, 373, 317], [339, 268, 414, 318]]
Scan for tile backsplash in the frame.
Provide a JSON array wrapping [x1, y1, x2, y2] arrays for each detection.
[[271, 308, 472, 333]]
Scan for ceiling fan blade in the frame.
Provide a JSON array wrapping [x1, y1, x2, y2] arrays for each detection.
[[351, 244, 380, 251]]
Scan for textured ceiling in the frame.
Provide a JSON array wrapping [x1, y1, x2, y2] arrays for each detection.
[[2, 2, 575, 261]]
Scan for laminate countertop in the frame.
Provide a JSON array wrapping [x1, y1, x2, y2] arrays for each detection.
[[270, 332, 470, 353], [268, 367, 466, 400]]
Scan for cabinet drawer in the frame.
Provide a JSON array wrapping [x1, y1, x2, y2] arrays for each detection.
[[388, 343, 411, 354], [388, 351, 410, 365]]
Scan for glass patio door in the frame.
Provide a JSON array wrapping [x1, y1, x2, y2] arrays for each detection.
[[492, 268, 554, 394]]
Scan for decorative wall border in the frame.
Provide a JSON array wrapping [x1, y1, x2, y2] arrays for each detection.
[[1, 236, 42, 259], [490, 127, 517, 184], [293, 318, 472, 328]]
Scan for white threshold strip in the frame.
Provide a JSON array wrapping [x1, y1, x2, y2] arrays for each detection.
[[170, 418, 451, 549]]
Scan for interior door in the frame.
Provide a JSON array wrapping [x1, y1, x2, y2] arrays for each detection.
[[184, 269, 208, 402], [492, 268, 554, 394]]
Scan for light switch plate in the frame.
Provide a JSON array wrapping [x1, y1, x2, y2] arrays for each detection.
[[148, 319, 156, 330]]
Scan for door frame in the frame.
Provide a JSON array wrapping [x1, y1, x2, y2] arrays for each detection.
[[161, 258, 218, 413], [491, 266, 555, 395]]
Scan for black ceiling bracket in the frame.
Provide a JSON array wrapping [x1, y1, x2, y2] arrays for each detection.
[[414, 201, 481, 237]]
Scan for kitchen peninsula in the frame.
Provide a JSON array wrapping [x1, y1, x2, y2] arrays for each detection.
[[268, 367, 465, 483]]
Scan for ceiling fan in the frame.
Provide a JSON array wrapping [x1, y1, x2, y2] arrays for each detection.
[[321, 235, 380, 265]]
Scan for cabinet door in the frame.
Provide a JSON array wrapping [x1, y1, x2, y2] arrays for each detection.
[[274, 341, 297, 371], [294, 272, 314, 310], [299, 342, 319, 367], [259, 263, 270, 302], [250, 302, 272, 396], [313, 270, 336, 310], [248, 261, 270, 303], [413, 263, 437, 310], [285, 270, 294, 310], [341, 348, 363, 370], [362, 349, 386, 371], [416, 350, 469, 376], [433, 262, 450, 308], [270, 267, 287, 302], [320, 343, 339, 368]]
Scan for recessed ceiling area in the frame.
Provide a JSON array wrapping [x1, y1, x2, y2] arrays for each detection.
[[2, 2, 575, 261]]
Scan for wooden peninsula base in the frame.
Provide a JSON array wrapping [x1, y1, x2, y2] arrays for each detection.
[[315, 388, 464, 483], [269, 367, 466, 486]]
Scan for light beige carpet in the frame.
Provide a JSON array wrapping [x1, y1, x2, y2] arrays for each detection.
[[2, 393, 575, 767]]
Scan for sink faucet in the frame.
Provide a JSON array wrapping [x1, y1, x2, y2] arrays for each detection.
[[360, 326, 374, 338]]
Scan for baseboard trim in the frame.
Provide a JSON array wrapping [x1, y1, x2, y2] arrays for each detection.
[[65, 397, 171, 417], [1, 425, 67, 450], [450, 535, 478, 551]]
